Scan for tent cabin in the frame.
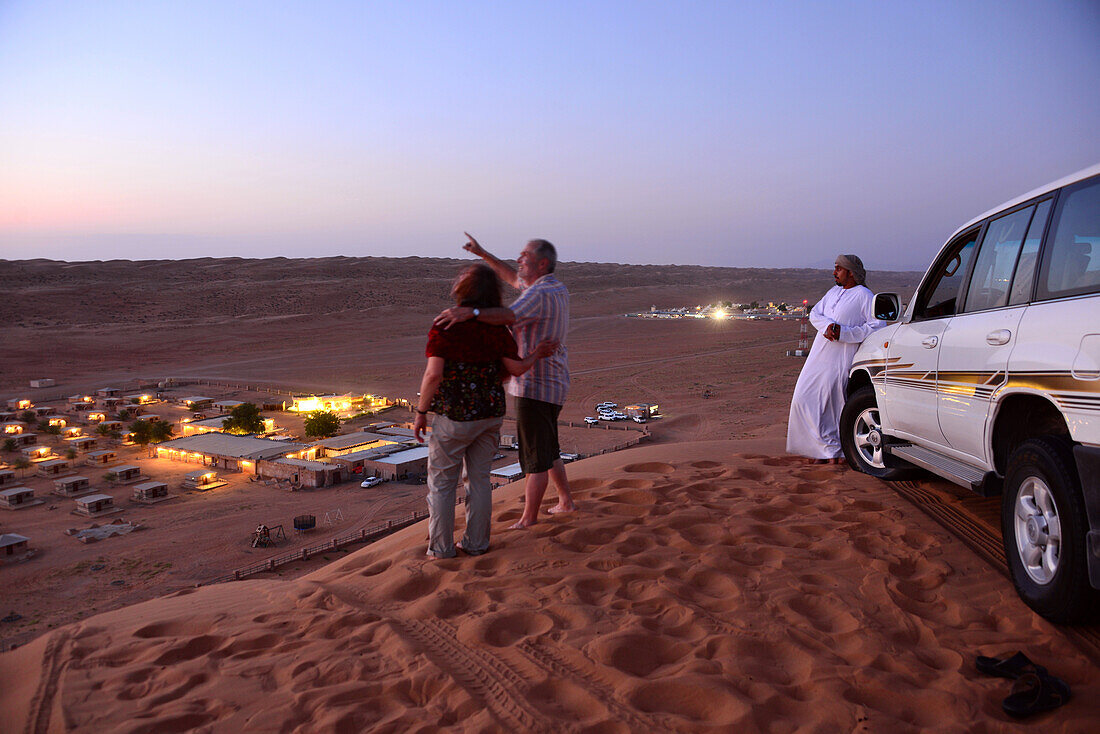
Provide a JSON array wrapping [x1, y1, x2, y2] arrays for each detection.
[[131, 481, 170, 503], [11, 433, 37, 448], [33, 406, 53, 417], [54, 475, 94, 497], [86, 412, 107, 422], [46, 415, 67, 427], [2, 422, 24, 434], [96, 387, 120, 397], [0, 533, 30, 557], [180, 396, 214, 410], [182, 469, 221, 490], [137, 414, 161, 422], [110, 465, 143, 483], [62, 426, 83, 438], [36, 458, 72, 477], [67, 436, 98, 453], [6, 399, 32, 410], [213, 400, 244, 411], [98, 420, 123, 432], [68, 394, 95, 406], [0, 411, 15, 422], [97, 397, 122, 411], [73, 493, 118, 517], [0, 469, 17, 487], [0, 487, 41, 510], [85, 449, 117, 466], [22, 445, 53, 461], [125, 393, 155, 404]]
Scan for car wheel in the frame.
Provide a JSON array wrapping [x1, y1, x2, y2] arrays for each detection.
[[840, 385, 912, 480], [1001, 437, 1096, 623]]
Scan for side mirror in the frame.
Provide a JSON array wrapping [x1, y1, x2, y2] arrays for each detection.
[[874, 293, 900, 321]]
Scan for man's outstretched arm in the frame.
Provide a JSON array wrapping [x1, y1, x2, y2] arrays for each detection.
[[464, 232, 520, 290]]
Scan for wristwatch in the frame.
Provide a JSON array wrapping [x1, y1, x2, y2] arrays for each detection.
[[472, 308, 480, 319]]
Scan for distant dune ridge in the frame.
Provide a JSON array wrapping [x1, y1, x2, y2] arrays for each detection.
[[0, 255, 919, 392], [2, 440, 1097, 731]]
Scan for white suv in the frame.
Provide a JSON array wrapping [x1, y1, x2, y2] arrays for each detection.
[[841, 163, 1100, 622]]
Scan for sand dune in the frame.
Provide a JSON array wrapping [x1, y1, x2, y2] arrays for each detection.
[[4, 439, 1096, 732]]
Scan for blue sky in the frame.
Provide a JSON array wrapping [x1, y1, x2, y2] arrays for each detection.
[[1, 1, 1098, 270]]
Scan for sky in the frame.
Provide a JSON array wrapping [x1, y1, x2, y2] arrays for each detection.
[[1, 1, 1098, 271]]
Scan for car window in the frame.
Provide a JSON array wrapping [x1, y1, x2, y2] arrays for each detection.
[[1008, 198, 1051, 305], [914, 228, 979, 320], [1038, 175, 1100, 299], [963, 205, 1034, 312]]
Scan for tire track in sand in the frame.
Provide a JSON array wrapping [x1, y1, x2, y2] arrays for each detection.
[[396, 618, 549, 733]]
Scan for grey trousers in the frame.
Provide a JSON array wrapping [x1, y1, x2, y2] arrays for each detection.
[[426, 414, 502, 558]]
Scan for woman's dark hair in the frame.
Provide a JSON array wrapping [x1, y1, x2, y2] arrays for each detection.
[[452, 263, 502, 308]]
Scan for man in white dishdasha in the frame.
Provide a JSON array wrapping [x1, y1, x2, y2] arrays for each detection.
[[435, 233, 577, 527], [787, 254, 884, 464]]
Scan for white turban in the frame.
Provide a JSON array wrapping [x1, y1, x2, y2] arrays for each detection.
[[836, 254, 866, 285]]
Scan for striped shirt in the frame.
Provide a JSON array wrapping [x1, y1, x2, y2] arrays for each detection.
[[507, 274, 570, 405]]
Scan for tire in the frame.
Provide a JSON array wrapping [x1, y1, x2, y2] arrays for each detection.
[[840, 385, 912, 480], [1001, 437, 1097, 623]]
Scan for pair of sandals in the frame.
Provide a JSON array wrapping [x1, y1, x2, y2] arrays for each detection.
[[976, 651, 1071, 719]]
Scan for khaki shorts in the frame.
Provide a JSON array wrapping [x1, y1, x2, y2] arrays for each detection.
[[516, 397, 562, 474]]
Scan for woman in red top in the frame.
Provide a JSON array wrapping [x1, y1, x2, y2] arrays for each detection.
[[414, 264, 556, 558]]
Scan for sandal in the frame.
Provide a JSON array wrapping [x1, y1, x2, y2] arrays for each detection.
[[1002, 669, 1071, 719], [976, 651, 1040, 679]]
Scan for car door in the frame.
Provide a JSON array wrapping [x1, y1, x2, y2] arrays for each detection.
[[1010, 175, 1100, 447], [936, 200, 1051, 464], [885, 228, 980, 446]]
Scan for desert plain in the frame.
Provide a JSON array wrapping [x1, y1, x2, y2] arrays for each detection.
[[0, 255, 1097, 732]]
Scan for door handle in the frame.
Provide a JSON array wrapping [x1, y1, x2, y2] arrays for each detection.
[[986, 329, 1011, 346], [922, 336, 939, 348]]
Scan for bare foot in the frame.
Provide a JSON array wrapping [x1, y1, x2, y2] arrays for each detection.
[[509, 519, 536, 530], [806, 458, 828, 465], [547, 504, 576, 514], [829, 457, 847, 466]]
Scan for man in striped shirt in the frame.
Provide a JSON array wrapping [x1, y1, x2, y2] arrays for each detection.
[[435, 234, 577, 527]]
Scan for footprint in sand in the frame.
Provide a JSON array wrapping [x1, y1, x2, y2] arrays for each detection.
[[457, 610, 553, 647], [587, 631, 692, 677], [626, 677, 749, 725], [526, 678, 607, 722], [608, 478, 656, 490], [152, 634, 226, 665]]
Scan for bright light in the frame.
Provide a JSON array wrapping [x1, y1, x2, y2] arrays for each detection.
[[712, 309, 726, 319]]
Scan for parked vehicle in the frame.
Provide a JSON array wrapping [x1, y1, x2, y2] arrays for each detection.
[[584, 416, 599, 425], [360, 476, 384, 488], [560, 452, 579, 461], [840, 163, 1100, 622]]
